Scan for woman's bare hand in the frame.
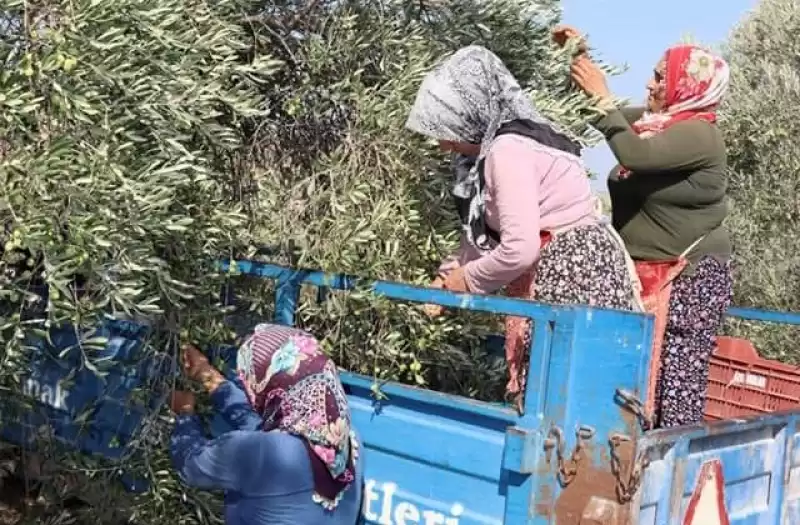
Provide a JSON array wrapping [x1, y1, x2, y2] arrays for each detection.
[[423, 276, 446, 318], [170, 390, 196, 415], [570, 55, 612, 101], [182, 344, 226, 393], [182, 343, 211, 380], [442, 266, 469, 294], [552, 25, 587, 53]]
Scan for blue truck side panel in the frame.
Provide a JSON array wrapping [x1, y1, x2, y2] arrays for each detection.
[[219, 260, 655, 523], [1, 260, 799, 523], [636, 415, 800, 525], [635, 308, 800, 525]]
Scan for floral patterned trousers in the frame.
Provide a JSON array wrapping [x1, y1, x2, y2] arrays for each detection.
[[654, 256, 733, 428], [504, 224, 637, 412]]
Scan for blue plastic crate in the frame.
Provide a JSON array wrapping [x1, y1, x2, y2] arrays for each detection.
[[0, 316, 173, 491]]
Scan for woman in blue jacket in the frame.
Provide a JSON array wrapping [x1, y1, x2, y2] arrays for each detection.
[[169, 324, 363, 525]]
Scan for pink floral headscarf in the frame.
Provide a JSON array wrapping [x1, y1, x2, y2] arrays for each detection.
[[236, 323, 358, 510]]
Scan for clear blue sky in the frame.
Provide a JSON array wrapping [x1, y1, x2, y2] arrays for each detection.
[[561, 0, 758, 192]]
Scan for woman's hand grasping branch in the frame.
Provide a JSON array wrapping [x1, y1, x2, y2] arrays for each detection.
[[182, 343, 226, 393]]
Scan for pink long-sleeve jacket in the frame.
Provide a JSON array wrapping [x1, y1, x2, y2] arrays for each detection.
[[438, 134, 599, 294]]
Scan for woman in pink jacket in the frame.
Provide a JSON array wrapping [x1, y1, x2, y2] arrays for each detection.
[[405, 46, 640, 412]]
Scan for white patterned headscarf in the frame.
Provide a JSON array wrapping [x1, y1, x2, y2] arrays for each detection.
[[405, 45, 571, 251]]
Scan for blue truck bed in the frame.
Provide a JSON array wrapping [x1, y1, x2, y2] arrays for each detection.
[[3, 260, 799, 524]]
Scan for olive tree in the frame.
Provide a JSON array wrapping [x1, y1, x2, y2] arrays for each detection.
[[720, 0, 800, 360], [0, 0, 276, 522], [239, 0, 617, 401]]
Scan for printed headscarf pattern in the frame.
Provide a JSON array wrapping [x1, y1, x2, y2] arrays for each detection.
[[405, 45, 576, 252], [620, 45, 729, 177], [236, 323, 358, 510]]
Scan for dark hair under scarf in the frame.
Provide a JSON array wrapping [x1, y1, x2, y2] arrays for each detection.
[[405, 45, 580, 251]]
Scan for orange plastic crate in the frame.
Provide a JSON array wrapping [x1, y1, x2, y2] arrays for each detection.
[[704, 336, 800, 421]]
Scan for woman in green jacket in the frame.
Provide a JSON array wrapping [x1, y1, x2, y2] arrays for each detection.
[[557, 28, 733, 428]]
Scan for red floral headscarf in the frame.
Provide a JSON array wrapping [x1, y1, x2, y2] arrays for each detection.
[[632, 44, 730, 137]]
